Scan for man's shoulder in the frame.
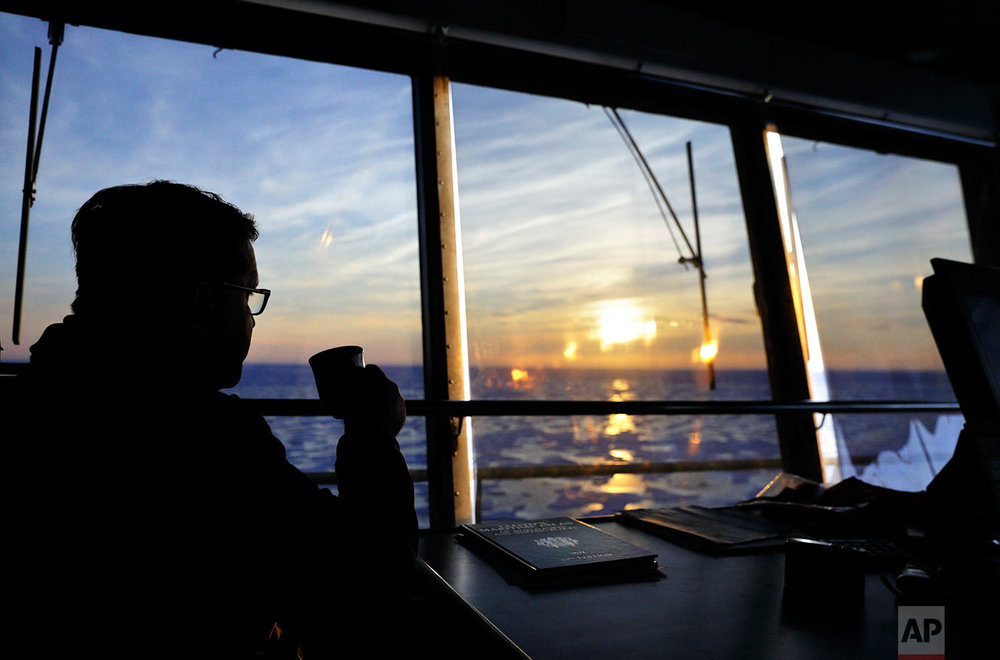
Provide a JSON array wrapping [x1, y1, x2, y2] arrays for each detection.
[[198, 390, 274, 433], [211, 389, 246, 408]]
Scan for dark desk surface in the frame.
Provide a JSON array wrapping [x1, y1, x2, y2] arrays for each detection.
[[417, 519, 993, 659]]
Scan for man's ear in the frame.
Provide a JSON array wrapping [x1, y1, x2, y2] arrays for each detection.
[[187, 281, 217, 335]]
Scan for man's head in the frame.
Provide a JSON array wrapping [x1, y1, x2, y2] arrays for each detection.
[[70, 181, 260, 389]]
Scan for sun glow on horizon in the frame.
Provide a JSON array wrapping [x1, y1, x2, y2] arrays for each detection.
[[591, 300, 657, 351]]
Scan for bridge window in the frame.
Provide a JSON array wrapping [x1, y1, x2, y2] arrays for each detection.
[[451, 83, 777, 518], [0, 15, 429, 517], [766, 130, 970, 489], [1, 11, 981, 528]]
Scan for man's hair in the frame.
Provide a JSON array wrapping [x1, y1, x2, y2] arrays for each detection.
[[70, 180, 259, 317]]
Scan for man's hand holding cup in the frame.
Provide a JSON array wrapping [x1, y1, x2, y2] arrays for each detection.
[[309, 346, 406, 438]]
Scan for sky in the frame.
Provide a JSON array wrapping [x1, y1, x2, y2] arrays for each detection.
[[0, 12, 973, 375]]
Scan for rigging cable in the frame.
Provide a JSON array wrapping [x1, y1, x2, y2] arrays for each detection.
[[603, 107, 686, 262], [603, 107, 697, 262], [12, 22, 63, 347]]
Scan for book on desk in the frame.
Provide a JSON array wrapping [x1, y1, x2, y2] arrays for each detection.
[[458, 517, 662, 588], [617, 505, 799, 554], [618, 501, 917, 567]]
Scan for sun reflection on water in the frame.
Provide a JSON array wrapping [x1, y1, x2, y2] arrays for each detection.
[[606, 376, 635, 436], [687, 417, 704, 457], [601, 472, 643, 495], [609, 448, 633, 462], [605, 413, 636, 436]]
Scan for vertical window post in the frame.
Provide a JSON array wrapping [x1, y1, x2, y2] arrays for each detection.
[[761, 127, 840, 482], [412, 51, 476, 528], [731, 118, 824, 482]]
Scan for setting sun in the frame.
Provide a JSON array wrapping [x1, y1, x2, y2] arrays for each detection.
[[591, 300, 657, 351]]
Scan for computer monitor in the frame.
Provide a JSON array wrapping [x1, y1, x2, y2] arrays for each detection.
[[922, 258, 1000, 424]]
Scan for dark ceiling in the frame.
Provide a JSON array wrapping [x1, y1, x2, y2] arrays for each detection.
[[389, 0, 1000, 140], [2, 0, 997, 140], [691, 2, 999, 86], [354, 1, 999, 86]]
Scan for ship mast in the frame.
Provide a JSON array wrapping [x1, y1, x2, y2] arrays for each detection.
[[604, 108, 715, 389]]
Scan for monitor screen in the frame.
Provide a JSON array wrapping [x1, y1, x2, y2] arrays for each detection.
[[923, 258, 1000, 423]]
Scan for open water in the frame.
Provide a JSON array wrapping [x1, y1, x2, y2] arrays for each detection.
[[227, 365, 961, 526]]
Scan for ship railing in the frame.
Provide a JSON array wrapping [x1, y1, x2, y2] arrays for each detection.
[[245, 397, 961, 484]]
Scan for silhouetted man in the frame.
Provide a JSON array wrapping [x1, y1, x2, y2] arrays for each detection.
[[12, 181, 417, 658]]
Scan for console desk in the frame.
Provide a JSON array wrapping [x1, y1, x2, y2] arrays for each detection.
[[415, 518, 992, 659]]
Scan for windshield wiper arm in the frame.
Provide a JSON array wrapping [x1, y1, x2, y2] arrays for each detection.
[[12, 22, 63, 347]]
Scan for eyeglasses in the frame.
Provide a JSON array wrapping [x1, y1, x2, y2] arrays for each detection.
[[218, 282, 271, 315]]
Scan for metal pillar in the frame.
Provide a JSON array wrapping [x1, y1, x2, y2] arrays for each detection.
[[412, 62, 476, 528], [730, 118, 824, 482]]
